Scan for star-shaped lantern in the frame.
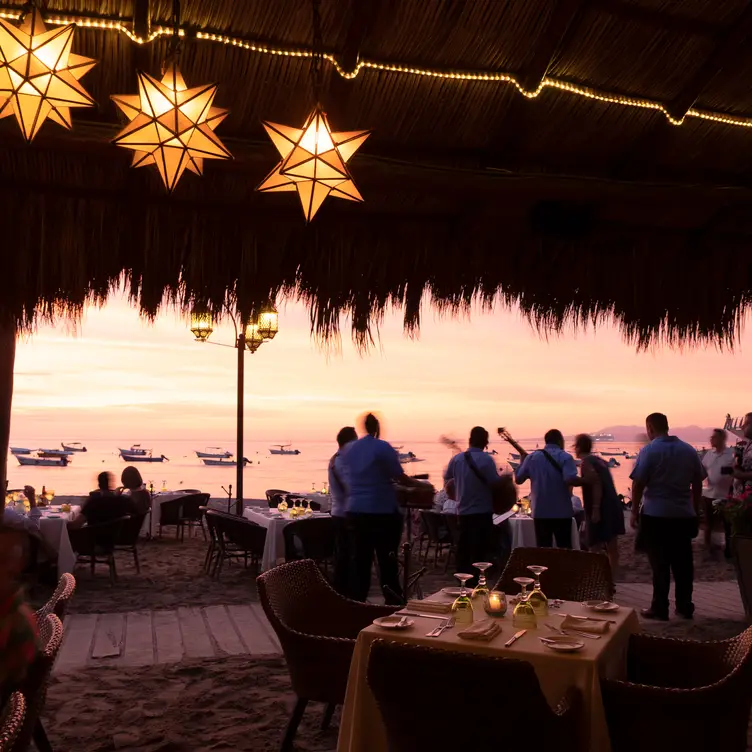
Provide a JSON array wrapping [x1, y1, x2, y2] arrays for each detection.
[[257, 107, 369, 222], [111, 65, 231, 192], [0, 8, 96, 142]]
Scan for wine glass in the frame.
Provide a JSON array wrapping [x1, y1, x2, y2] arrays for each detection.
[[471, 562, 492, 599], [526, 565, 549, 616], [512, 577, 537, 629], [303, 498, 313, 517], [451, 573, 475, 625]]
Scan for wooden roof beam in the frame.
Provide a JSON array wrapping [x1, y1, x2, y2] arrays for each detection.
[[668, 5, 752, 122], [519, 0, 590, 92], [133, 0, 151, 40], [596, 0, 722, 37]]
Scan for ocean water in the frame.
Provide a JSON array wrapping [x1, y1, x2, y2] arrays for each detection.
[[6, 438, 674, 500]]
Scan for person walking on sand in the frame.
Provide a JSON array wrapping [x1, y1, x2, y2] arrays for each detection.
[[573, 434, 625, 574], [701, 428, 734, 559], [630, 413, 705, 620]]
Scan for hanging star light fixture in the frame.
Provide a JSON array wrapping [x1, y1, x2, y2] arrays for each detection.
[[0, 7, 96, 142], [256, 0, 370, 222]]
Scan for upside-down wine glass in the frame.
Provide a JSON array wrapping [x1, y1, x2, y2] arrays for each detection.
[[526, 565, 549, 616], [471, 562, 493, 599], [512, 576, 537, 629], [451, 573, 475, 625]]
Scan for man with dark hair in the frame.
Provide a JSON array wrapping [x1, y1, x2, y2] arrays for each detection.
[[701, 428, 734, 558], [444, 427, 504, 583], [630, 412, 705, 620], [511, 428, 578, 548], [328, 425, 357, 595]]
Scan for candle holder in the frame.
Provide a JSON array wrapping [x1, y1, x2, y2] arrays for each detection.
[[483, 591, 507, 618]]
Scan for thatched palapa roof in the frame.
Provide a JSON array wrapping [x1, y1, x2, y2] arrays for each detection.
[[2, 0, 752, 346]]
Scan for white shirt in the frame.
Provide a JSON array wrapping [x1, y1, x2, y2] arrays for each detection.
[[328, 441, 354, 517], [2, 505, 42, 534], [702, 447, 734, 500]]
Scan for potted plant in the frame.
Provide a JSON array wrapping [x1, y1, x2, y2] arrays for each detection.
[[720, 489, 752, 620]]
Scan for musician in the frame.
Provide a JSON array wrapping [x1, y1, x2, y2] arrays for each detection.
[[328, 426, 357, 596], [343, 413, 425, 604], [444, 427, 501, 585]]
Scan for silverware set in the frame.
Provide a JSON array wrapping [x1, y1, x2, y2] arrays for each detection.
[[544, 623, 601, 640], [426, 617, 455, 637]]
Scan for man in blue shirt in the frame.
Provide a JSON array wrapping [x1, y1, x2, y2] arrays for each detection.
[[328, 426, 357, 596], [630, 412, 705, 620], [343, 413, 426, 604], [511, 429, 578, 548], [444, 427, 503, 583]]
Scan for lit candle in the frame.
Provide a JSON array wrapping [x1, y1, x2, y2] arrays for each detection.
[[484, 591, 507, 617]]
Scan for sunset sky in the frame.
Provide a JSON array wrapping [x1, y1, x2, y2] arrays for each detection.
[[9, 291, 750, 443]]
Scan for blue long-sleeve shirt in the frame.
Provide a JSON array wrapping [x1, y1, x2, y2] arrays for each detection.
[[515, 444, 578, 519]]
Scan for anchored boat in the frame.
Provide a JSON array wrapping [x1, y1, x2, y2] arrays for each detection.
[[16, 454, 69, 467], [118, 444, 149, 456], [269, 444, 301, 455], [38, 449, 74, 458], [121, 452, 169, 463], [195, 447, 233, 459], [10, 447, 32, 455], [61, 442, 87, 452], [201, 457, 250, 466]]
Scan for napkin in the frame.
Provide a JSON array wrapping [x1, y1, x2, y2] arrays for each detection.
[[561, 615, 610, 634], [458, 619, 502, 641], [406, 600, 452, 615]]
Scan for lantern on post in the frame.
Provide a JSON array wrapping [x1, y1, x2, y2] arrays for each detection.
[[256, 305, 279, 341], [190, 312, 214, 342], [244, 322, 265, 354]]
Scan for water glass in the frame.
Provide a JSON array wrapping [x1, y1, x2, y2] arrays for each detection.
[[471, 561, 492, 599], [451, 573, 475, 625]]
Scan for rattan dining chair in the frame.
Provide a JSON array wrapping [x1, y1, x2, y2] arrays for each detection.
[[70, 515, 130, 583], [282, 517, 336, 571], [601, 627, 752, 752], [34, 572, 76, 622], [257, 559, 397, 752], [210, 511, 266, 578], [266, 489, 291, 508], [498, 547, 614, 601], [367, 640, 583, 752], [0, 693, 25, 752], [114, 513, 147, 572]]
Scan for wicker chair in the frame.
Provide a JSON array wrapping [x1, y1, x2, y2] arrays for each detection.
[[601, 627, 752, 752], [367, 640, 582, 752], [0, 693, 25, 752], [35, 573, 76, 622], [211, 512, 267, 578], [114, 512, 147, 572], [498, 547, 614, 601], [69, 516, 130, 583], [157, 497, 183, 539], [266, 489, 291, 508], [282, 517, 336, 571], [257, 559, 397, 751], [177, 492, 210, 540], [9, 613, 64, 752], [201, 507, 219, 574]]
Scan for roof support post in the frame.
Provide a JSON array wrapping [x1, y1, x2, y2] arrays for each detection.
[[0, 321, 15, 508], [133, 0, 151, 41]]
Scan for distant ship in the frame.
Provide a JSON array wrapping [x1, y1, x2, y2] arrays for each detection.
[[270, 444, 301, 455], [592, 432, 616, 442]]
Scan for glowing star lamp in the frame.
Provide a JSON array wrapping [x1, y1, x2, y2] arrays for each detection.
[[257, 106, 369, 222], [0, 8, 96, 142], [111, 64, 231, 192]]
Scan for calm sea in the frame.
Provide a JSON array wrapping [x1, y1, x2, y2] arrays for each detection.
[[6, 438, 690, 500]]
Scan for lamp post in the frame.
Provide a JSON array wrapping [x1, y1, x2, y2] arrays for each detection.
[[190, 305, 278, 515]]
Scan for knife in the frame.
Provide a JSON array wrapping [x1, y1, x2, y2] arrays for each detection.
[[505, 629, 527, 647], [397, 610, 450, 621]]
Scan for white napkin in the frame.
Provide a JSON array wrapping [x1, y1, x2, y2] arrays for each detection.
[[561, 615, 609, 634], [458, 619, 502, 641]]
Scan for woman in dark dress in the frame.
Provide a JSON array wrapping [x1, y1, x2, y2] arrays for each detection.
[[574, 434, 625, 575]]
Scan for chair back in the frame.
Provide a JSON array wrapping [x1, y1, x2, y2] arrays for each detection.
[[421, 511, 447, 543], [282, 517, 336, 562], [35, 573, 76, 621], [116, 513, 147, 546], [178, 493, 210, 522], [217, 513, 267, 556], [158, 497, 184, 526], [498, 547, 614, 601], [74, 516, 130, 555], [367, 640, 582, 752], [9, 614, 64, 752], [0, 693, 25, 752], [201, 507, 219, 543], [443, 513, 460, 545], [266, 489, 290, 508]]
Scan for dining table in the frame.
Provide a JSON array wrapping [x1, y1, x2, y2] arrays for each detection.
[[494, 510, 581, 550], [146, 489, 200, 537], [337, 591, 639, 752], [38, 505, 80, 575]]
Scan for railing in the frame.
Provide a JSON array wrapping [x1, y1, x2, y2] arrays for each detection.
[[724, 414, 745, 438]]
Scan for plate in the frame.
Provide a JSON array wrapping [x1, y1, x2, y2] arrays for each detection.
[[540, 635, 585, 652], [373, 616, 414, 630], [441, 587, 463, 597], [582, 600, 620, 612]]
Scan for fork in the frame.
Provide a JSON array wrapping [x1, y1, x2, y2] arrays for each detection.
[[427, 617, 455, 637], [544, 623, 601, 640]]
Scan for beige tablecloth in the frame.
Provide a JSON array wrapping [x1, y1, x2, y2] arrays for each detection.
[[509, 515, 581, 550], [39, 506, 80, 575], [337, 595, 639, 752]]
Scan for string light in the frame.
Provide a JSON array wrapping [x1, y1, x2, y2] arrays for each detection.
[[7, 11, 752, 133]]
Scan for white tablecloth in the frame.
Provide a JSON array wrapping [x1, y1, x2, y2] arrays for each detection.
[[148, 490, 196, 536], [291, 492, 332, 513], [39, 506, 80, 574], [242, 507, 330, 571], [507, 514, 581, 550]]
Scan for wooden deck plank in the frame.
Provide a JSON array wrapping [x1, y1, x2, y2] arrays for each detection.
[[153, 610, 184, 664], [227, 604, 280, 655], [203, 606, 247, 656], [250, 603, 282, 651], [121, 611, 155, 666], [91, 613, 124, 659], [177, 606, 215, 659], [54, 613, 98, 673]]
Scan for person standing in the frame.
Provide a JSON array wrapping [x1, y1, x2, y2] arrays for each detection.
[[343, 413, 426, 604], [443, 427, 502, 583], [630, 413, 705, 620], [732, 412, 752, 497], [328, 426, 357, 596], [701, 429, 734, 558], [574, 434, 625, 574], [505, 428, 578, 548]]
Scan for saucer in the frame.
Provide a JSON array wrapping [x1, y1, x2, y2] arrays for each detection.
[[373, 616, 414, 630], [540, 635, 585, 652], [582, 600, 620, 613]]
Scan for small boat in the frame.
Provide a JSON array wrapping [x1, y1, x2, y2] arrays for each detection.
[[38, 448, 74, 458], [607, 458, 621, 468], [201, 457, 250, 466], [599, 449, 626, 457], [118, 444, 149, 456], [61, 442, 87, 452], [269, 444, 301, 455], [10, 447, 32, 455], [398, 451, 425, 464], [120, 452, 169, 463], [592, 433, 616, 442], [16, 454, 69, 467], [195, 447, 233, 459]]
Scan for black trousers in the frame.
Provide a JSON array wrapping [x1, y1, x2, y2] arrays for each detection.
[[347, 512, 404, 605], [457, 514, 495, 585], [533, 517, 573, 549], [641, 514, 697, 615], [332, 515, 351, 597]]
